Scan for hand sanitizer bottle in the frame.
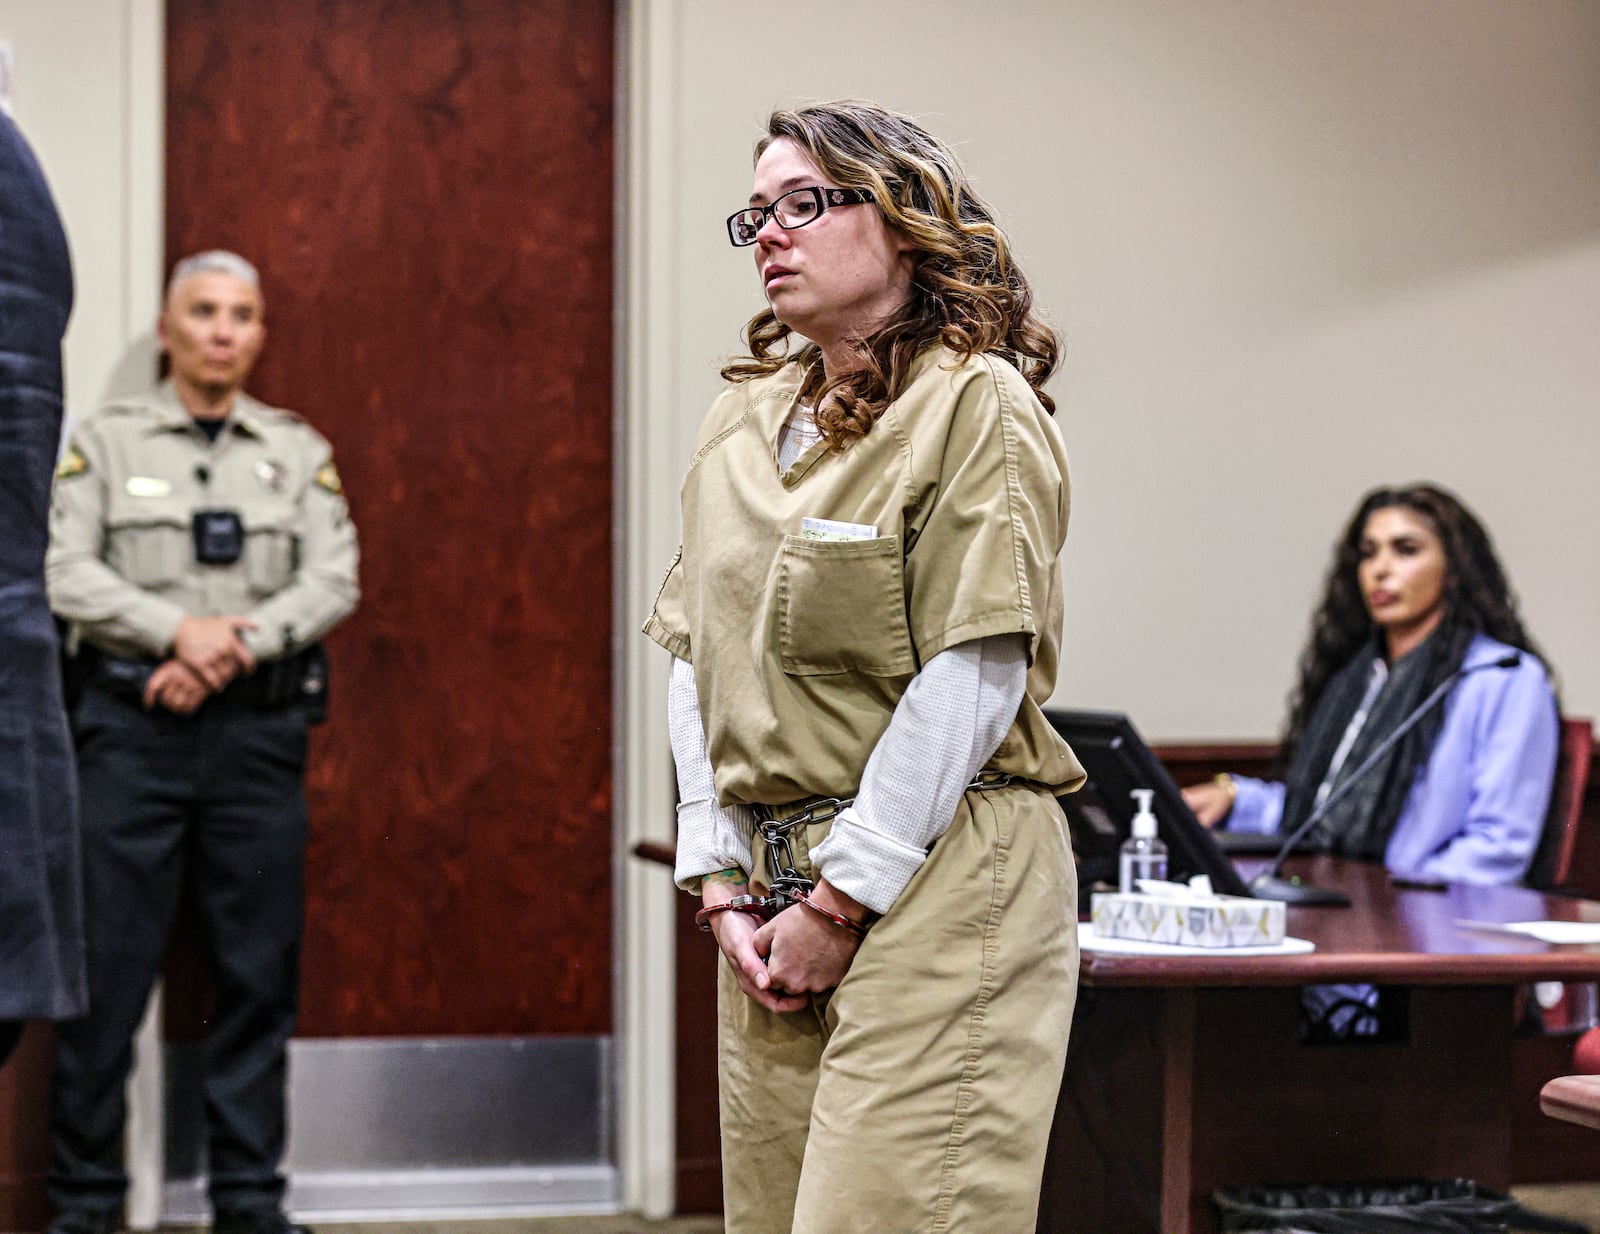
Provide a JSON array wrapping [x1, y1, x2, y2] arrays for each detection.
[[1119, 788, 1169, 893]]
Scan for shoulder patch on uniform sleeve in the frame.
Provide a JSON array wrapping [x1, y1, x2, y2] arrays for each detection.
[[314, 461, 344, 496], [56, 445, 90, 480]]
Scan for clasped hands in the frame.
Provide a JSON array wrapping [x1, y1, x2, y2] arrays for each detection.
[[705, 875, 867, 1014], [143, 614, 258, 715]]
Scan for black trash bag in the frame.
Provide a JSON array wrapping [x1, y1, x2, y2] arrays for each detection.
[[1213, 1178, 1589, 1234]]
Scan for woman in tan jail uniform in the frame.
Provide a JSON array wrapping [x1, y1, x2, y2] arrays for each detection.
[[644, 101, 1083, 1234]]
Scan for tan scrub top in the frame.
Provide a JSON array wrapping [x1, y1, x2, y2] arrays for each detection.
[[645, 345, 1085, 808]]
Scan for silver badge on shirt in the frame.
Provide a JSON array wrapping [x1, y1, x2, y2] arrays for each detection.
[[256, 460, 288, 493]]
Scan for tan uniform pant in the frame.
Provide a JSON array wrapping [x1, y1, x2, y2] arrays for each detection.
[[718, 784, 1079, 1234]]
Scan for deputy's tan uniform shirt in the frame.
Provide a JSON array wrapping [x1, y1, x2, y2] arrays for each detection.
[[645, 345, 1084, 808], [47, 382, 359, 661]]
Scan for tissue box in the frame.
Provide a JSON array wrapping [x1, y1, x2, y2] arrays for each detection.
[[1091, 886, 1286, 948]]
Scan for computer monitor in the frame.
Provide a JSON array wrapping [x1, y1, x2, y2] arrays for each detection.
[[1044, 707, 1254, 901]]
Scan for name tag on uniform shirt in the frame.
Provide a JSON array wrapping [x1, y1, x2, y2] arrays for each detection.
[[801, 517, 878, 542], [125, 476, 172, 497]]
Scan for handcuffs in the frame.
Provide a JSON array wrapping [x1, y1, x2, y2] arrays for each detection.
[[694, 771, 1017, 938]]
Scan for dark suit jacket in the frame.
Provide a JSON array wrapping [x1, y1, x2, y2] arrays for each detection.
[[0, 110, 85, 1019]]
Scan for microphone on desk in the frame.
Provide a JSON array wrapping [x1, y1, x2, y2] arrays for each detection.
[[1250, 652, 1523, 907]]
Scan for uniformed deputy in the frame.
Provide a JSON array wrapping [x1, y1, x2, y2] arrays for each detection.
[[645, 103, 1082, 1234], [44, 251, 359, 1234]]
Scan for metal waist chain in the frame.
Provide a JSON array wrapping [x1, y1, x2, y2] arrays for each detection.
[[752, 771, 1016, 912]]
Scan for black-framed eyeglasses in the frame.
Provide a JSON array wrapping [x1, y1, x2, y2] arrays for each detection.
[[726, 186, 876, 247]]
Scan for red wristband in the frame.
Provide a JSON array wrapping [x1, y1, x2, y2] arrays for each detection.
[[695, 895, 769, 932], [794, 890, 870, 939]]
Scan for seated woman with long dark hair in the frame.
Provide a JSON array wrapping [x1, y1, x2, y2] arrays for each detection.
[[1184, 483, 1559, 887]]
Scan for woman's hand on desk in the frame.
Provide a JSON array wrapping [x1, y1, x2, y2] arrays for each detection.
[[1183, 778, 1236, 828]]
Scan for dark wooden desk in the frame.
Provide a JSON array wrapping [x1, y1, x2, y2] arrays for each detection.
[[1040, 856, 1600, 1234]]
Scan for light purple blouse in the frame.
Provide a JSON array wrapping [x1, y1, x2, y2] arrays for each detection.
[[1226, 633, 1560, 887]]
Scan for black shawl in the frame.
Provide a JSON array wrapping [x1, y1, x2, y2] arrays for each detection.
[[1279, 633, 1440, 860]]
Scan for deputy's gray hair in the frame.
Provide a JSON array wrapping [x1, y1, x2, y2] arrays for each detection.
[[165, 250, 261, 302]]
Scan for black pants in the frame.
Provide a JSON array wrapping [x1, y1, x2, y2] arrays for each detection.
[[49, 686, 309, 1218]]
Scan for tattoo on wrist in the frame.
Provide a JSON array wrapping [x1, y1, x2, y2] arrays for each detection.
[[702, 867, 747, 890]]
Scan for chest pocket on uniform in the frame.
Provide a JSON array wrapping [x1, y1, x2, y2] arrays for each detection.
[[777, 534, 916, 677], [240, 501, 300, 597], [104, 496, 190, 589]]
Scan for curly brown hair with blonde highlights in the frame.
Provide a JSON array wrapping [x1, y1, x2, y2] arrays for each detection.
[[719, 100, 1062, 451]]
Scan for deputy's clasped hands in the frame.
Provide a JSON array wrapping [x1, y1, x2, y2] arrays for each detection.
[[145, 614, 259, 714]]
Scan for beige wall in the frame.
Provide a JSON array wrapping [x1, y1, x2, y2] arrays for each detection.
[[0, 0, 164, 427], [626, 0, 1600, 741]]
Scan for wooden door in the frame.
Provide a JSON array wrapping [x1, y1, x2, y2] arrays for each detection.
[[167, 0, 615, 1038]]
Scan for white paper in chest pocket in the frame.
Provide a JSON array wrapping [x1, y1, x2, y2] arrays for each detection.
[[801, 517, 878, 542]]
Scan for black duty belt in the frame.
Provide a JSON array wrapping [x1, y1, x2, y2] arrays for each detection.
[[752, 770, 1018, 911], [86, 645, 327, 717]]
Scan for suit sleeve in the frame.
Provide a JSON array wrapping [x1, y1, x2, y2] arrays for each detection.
[[1409, 662, 1559, 886], [1225, 776, 1287, 835]]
